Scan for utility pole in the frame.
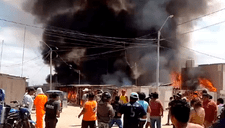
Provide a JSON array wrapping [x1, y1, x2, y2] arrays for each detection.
[[21, 26, 26, 77], [135, 62, 138, 86], [41, 41, 53, 90], [0, 40, 4, 72], [156, 15, 174, 91], [50, 48, 53, 90], [78, 70, 80, 85]]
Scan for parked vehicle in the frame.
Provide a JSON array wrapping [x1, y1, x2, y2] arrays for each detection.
[[0, 89, 35, 128], [46, 90, 66, 112], [4, 101, 35, 128]]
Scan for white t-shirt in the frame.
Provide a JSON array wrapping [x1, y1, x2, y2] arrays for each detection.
[[22, 94, 34, 112], [217, 104, 224, 117]]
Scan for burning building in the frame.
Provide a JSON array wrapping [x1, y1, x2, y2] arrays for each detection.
[[170, 60, 225, 100], [23, 0, 214, 86]]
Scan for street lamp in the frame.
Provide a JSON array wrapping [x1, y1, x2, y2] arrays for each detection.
[[156, 15, 174, 90]]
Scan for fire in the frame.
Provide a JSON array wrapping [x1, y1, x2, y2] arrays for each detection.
[[198, 78, 217, 92], [171, 72, 182, 88], [67, 90, 77, 102]]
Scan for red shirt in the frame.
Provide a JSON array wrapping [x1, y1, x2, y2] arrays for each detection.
[[203, 100, 217, 122], [149, 99, 163, 116]]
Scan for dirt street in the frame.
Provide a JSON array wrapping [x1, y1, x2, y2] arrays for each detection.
[[31, 105, 173, 128]]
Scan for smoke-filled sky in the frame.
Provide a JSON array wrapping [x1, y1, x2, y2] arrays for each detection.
[[1, 0, 225, 86]]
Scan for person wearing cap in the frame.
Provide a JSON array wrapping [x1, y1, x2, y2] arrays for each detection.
[[97, 92, 115, 128], [120, 89, 128, 104], [149, 92, 163, 128], [81, 88, 89, 107], [34, 88, 48, 128], [202, 93, 217, 128], [118, 92, 146, 128], [22, 87, 35, 113]]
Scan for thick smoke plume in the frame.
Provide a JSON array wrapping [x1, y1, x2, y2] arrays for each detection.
[[23, 0, 212, 86]]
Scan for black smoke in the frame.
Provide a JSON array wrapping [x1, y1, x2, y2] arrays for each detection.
[[23, 0, 211, 86]]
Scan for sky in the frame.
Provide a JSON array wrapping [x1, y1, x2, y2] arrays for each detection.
[[1, 0, 225, 86]]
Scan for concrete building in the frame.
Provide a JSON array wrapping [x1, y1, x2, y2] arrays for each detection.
[[182, 61, 225, 100], [0, 73, 27, 104]]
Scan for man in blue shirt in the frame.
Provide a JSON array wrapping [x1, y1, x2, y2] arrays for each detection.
[[138, 92, 151, 128], [118, 92, 147, 128]]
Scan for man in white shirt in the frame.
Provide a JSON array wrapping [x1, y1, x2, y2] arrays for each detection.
[[22, 87, 35, 112], [81, 88, 89, 108], [217, 98, 224, 118]]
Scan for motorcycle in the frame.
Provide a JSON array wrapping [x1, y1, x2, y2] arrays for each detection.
[[0, 89, 35, 128], [4, 101, 35, 128]]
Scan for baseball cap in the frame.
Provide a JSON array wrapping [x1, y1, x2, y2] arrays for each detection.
[[130, 92, 139, 99]]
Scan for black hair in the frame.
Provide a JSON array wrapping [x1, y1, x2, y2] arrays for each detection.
[[170, 97, 173, 101], [202, 90, 207, 94], [217, 98, 224, 104], [170, 100, 190, 123], [88, 92, 95, 100], [28, 87, 35, 93], [50, 93, 59, 99], [209, 95, 213, 99], [138, 92, 146, 100], [152, 92, 158, 99], [115, 96, 120, 101]]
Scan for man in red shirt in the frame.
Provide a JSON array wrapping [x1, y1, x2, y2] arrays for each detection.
[[149, 92, 163, 128], [202, 93, 217, 128]]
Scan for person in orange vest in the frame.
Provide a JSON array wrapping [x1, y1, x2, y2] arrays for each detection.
[[34, 88, 48, 128], [120, 89, 128, 104]]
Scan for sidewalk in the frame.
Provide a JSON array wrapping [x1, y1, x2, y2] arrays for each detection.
[[31, 106, 173, 128]]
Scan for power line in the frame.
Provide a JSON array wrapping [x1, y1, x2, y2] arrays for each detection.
[[3, 50, 50, 67], [163, 19, 225, 41], [177, 7, 225, 26], [163, 39, 225, 61], [0, 18, 157, 41]]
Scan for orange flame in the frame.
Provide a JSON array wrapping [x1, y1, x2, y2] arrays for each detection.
[[171, 72, 182, 88], [68, 90, 77, 101], [198, 78, 217, 92]]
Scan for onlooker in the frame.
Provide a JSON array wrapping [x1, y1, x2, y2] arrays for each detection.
[[78, 92, 97, 128], [34, 88, 48, 128], [149, 92, 163, 128], [44, 93, 60, 128], [109, 96, 122, 128], [111, 90, 119, 104], [120, 89, 128, 104], [217, 98, 224, 119], [22, 87, 35, 113], [118, 92, 146, 128], [211, 104, 225, 128], [165, 97, 173, 125], [170, 99, 203, 128], [138, 92, 151, 128], [202, 93, 217, 128], [189, 98, 205, 126], [97, 92, 115, 128], [81, 88, 89, 107], [95, 89, 103, 103]]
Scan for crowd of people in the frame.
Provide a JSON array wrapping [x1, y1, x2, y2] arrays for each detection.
[[78, 89, 225, 128], [22, 86, 225, 128], [23, 87, 61, 128]]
